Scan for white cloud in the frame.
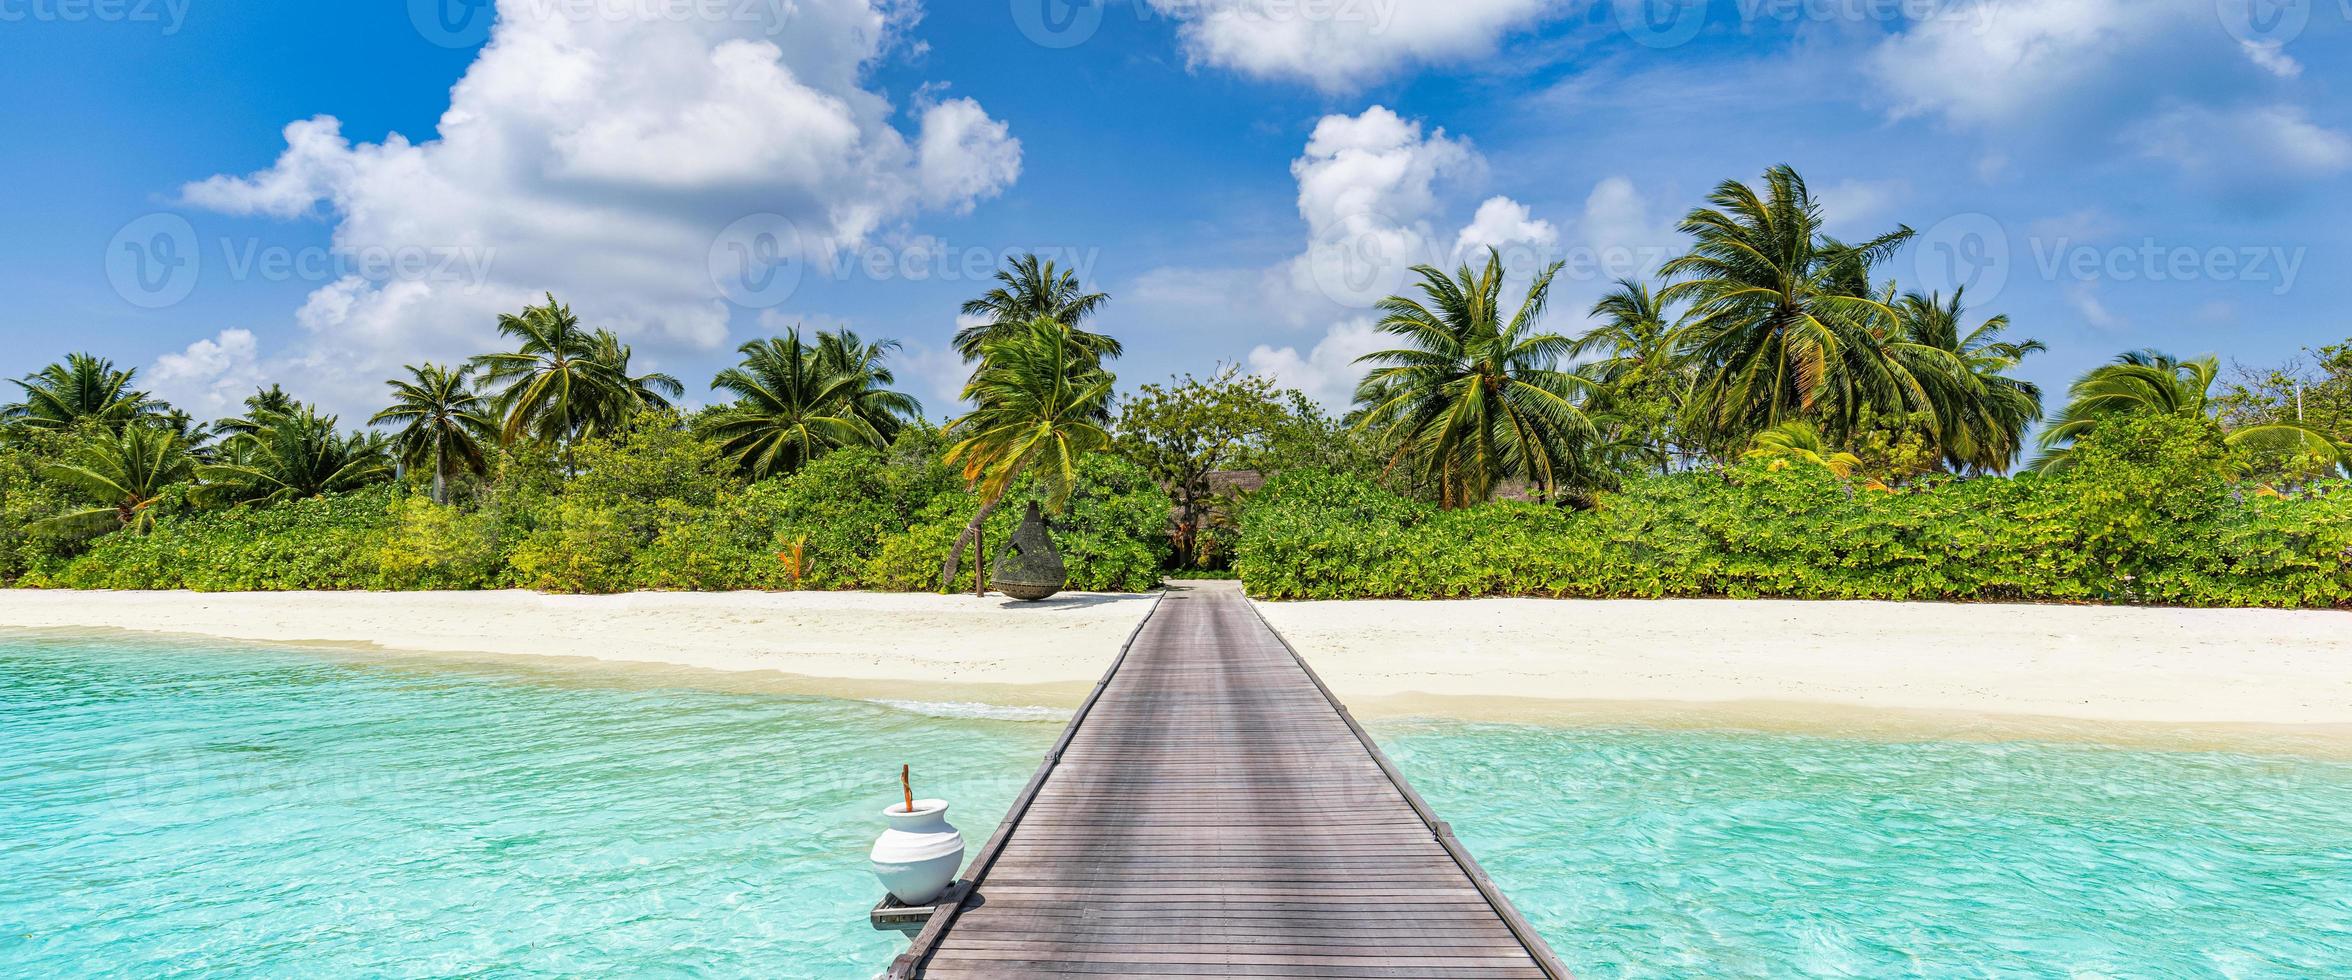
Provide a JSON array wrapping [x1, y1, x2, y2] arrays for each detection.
[[1246, 318, 1386, 409], [2239, 40, 2302, 79], [1280, 105, 1486, 316], [2130, 104, 2352, 180], [176, 1, 1020, 419], [1866, 0, 2173, 128], [2066, 283, 2124, 330], [1146, 0, 1552, 92], [1454, 196, 1557, 257], [148, 329, 267, 417]]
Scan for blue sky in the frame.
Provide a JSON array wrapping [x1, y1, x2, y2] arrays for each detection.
[[4, 0, 2349, 422]]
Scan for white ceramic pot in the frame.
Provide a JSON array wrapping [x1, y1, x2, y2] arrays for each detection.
[[869, 799, 966, 906]]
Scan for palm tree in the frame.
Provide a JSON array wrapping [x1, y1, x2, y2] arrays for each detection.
[[2033, 350, 2350, 475], [1351, 249, 1600, 508], [937, 317, 1117, 590], [4, 353, 158, 433], [702, 330, 886, 479], [582, 329, 684, 439], [1742, 420, 1862, 478], [1573, 280, 1687, 384], [196, 408, 393, 506], [35, 424, 193, 535], [471, 294, 626, 450], [1892, 289, 2045, 474], [371, 364, 497, 504], [1661, 165, 1917, 449], [814, 329, 924, 443], [212, 385, 300, 446], [1575, 279, 1697, 473], [955, 254, 1121, 363]]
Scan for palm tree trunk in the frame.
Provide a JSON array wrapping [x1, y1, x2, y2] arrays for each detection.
[[433, 442, 447, 506], [939, 494, 1004, 593]]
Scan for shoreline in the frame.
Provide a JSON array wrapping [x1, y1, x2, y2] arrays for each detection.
[[3, 589, 2346, 755]]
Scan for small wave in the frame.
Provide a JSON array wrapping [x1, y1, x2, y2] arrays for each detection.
[[869, 699, 1068, 722]]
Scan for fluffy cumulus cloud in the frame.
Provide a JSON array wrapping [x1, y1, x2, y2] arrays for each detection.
[[1146, 0, 1552, 92], [1866, 0, 2164, 129], [168, 0, 1020, 417], [1231, 106, 1665, 408], [1863, 0, 2349, 199], [148, 329, 267, 417]]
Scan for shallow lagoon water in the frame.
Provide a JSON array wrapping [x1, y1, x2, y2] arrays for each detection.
[[3, 632, 2348, 977]]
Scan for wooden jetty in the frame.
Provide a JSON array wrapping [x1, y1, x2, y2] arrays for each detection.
[[882, 581, 1568, 979]]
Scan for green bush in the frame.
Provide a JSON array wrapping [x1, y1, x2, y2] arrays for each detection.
[[1237, 428, 2352, 609]]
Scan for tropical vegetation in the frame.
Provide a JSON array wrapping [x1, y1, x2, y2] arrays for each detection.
[[5, 173, 2350, 608]]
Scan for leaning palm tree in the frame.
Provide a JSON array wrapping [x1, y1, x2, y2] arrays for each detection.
[[955, 254, 1121, 363], [1892, 289, 2044, 474], [813, 329, 924, 444], [470, 294, 626, 450], [701, 330, 885, 479], [34, 424, 194, 536], [1742, 420, 1863, 478], [371, 364, 497, 504], [937, 317, 1117, 591], [196, 408, 393, 506], [4, 353, 158, 433], [1351, 249, 1600, 508], [580, 329, 684, 440], [2033, 350, 2349, 475], [1661, 165, 1917, 449]]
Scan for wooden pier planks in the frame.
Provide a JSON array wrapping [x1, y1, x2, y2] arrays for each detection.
[[888, 582, 1567, 979]]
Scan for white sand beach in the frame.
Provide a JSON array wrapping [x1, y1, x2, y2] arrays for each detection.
[[3, 588, 2346, 741]]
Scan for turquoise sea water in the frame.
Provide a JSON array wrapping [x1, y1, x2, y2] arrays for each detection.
[[3, 631, 2349, 977]]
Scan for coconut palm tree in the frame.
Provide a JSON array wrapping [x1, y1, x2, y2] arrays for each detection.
[[1661, 165, 1916, 448], [955, 254, 1121, 363], [702, 330, 888, 479], [1742, 420, 1863, 478], [814, 329, 924, 444], [212, 385, 300, 447], [1575, 279, 1699, 473], [34, 423, 193, 535], [2033, 350, 2350, 475], [937, 317, 1117, 590], [372, 364, 497, 504], [196, 408, 393, 506], [471, 294, 626, 449], [1892, 289, 2045, 474], [581, 329, 684, 439], [1573, 280, 1687, 384], [4, 353, 158, 433], [1351, 249, 1600, 508]]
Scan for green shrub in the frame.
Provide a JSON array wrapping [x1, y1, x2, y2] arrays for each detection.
[[1237, 449, 2352, 608]]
